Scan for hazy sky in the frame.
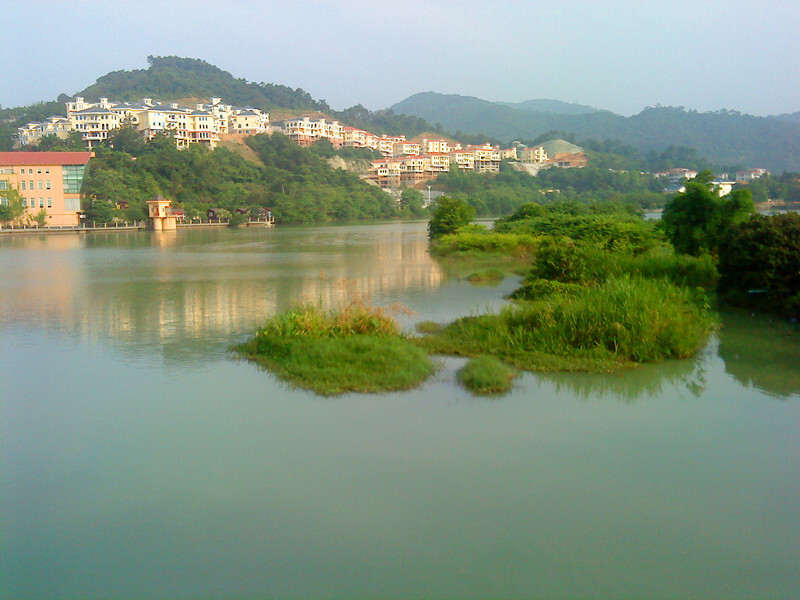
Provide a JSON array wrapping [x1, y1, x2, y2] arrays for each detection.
[[3, 0, 798, 116]]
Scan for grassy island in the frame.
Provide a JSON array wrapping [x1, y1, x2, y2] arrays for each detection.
[[234, 302, 435, 395], [419, 198, 718, 375]]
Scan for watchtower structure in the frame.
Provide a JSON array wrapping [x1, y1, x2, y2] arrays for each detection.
[[147, 196, 177, 231]]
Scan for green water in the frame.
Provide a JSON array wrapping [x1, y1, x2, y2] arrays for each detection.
[[2, 223, 799, 599]]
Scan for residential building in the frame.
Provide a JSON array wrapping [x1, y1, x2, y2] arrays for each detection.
[[280, 117, 343, 147], [16, 117, 72, 147], [735, 168, 769, 182], [519, 146, 547, 164], [0, 152, 92, 227], [392, 141, 421, 157]]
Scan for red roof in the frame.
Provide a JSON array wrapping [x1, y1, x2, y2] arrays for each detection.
[[0, 152, 92, 166]]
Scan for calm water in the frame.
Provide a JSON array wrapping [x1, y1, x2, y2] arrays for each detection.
[[2, 223, 799, 599]]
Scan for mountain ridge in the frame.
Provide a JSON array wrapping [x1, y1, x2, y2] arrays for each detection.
[[390, 92, 800, 172]]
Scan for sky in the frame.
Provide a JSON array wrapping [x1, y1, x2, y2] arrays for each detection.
[[2, 0, 799, 117]]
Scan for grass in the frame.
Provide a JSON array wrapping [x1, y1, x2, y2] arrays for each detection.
[[466, 268, 505, 285], [457, 356, 516, 395], [430, 231, 538, 257], [416, 275, 717, 372], [234, 301, 435, 395]]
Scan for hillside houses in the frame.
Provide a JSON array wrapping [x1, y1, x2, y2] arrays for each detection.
[[18, 97, 269, 150], [17, 97, 569, 192]]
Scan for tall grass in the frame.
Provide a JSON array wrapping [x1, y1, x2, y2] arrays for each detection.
[[430, 231, 538, 257], [235, 301, 435, 395], [417, 275, 716, 371], [515, 238, 718, 299]]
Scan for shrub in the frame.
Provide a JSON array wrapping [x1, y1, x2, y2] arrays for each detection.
[[428, 196, 476, 238], [458, 356, 516, 395]]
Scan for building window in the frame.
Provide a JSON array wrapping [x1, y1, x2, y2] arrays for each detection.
[[39, 198, 44, 208], [29, 181, 34, 188], [0, 181, 7, 191], [47, 198, 52, 207], [38, 181, 43, 190], [46, 180, 51, 189], [22, 199, 27, 207], [21, 181, 26, 190]]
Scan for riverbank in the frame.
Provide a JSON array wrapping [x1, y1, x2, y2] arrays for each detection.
[[0, 219, 274, 235]]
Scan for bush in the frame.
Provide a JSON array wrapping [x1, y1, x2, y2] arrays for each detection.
[[458, 356, 516, 395], [428, 196, 476, 238], [718, 213, 800, 317]]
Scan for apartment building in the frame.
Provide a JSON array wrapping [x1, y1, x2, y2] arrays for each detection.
[[421, 138, 460, 154], [735, 168, 769, 182], [519, 146, 547, 163], [17, 117, 72, 146], [0, 152, 92, 227], [20, 97, 269, 150], [280, 117, 344, 147], [392, 141, 421, 157]]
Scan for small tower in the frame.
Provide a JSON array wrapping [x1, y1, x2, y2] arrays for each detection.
[[147, 196, 177, 231]]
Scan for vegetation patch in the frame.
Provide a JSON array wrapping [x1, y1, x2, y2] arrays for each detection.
[[457, 356, 516, 395], [431, 231, 538, 257], [466, 268, 505, 285], [415, 321, 443, 334], [417, 275, 716, 372], [235, 302, 435, 395]]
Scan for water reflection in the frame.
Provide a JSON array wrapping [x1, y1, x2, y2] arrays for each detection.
[[0, 224, 445, 362], [533, 342, 712, 404], [717, 309, 800, 398]]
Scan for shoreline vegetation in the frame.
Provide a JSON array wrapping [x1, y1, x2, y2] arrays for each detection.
[[237, 188, 797, 396]]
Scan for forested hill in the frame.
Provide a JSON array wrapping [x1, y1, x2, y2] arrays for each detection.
[[78, 56, 327, 112], [391, 92, 800, 172]]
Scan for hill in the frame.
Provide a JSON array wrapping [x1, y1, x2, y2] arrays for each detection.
[[391, 92, 800, 172], [500, 99, 598, 115], [79, 56, 326, 112]]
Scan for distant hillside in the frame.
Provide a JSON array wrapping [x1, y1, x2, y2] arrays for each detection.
[[500, 99, 598, 115], [772, 112, 800, 125], [391, 92, 800, 172], [79, 56, 326, 112]]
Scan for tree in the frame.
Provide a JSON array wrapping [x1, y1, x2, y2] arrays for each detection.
[[718, 213, 800, 317], [0, 187, 25, 225], [83, 199, 116, 224], [428, 196, 475, 238], [662, 177, 754, 256], [33, 208, 48, 228], [399, 188, 425, 217]]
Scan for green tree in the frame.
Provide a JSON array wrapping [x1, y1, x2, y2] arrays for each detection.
[[0, 187, 25, 225], [718, 213, 800, 317], [33, 208, 48, 228], [399, 188, 425, 216], [662, 177, 754, 256], [83, 199, 116, 224], [428, 196, 476, 238]]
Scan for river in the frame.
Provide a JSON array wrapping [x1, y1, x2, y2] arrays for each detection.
[[2, 222, 799, 599]]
